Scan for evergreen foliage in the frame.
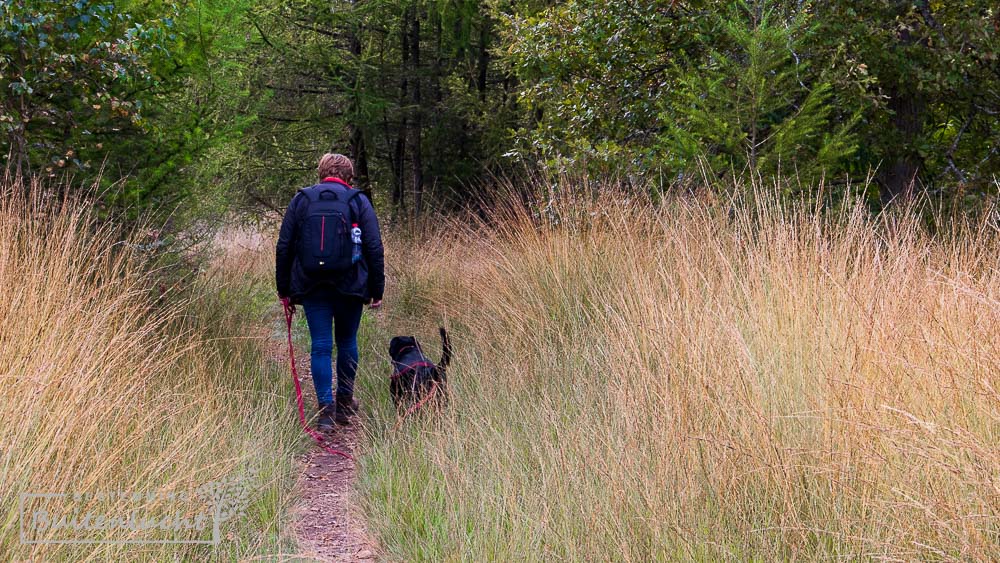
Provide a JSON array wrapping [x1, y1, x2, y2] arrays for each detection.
[[2, 0, 997, 214], [656, 3, 859, 188]]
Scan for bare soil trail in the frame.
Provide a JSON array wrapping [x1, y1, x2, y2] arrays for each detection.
[[267, 314, 377, 562], [290, 416, 374, 562]]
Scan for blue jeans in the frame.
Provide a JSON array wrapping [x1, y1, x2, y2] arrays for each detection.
[[300, 288, 364, 406]]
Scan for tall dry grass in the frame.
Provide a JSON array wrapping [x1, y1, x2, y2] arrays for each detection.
[[0, 180, 302, 559], [358, 186, 999, 560]]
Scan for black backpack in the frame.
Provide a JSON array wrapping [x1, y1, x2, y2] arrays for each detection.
[[296, 184, 361, 275]]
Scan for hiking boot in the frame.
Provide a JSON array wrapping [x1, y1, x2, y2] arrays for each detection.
[[335, 396, 360, 425], [316, 403, 336, 432]]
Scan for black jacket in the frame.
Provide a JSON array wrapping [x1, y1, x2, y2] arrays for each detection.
[[275, 180, 385, 302]]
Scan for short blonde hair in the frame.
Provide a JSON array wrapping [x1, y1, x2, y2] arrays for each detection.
[[318, 153, 354, 183]]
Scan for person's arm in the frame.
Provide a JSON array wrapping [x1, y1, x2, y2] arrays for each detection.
[[275, 194, 300, 299], [357, 195, 385, 304]]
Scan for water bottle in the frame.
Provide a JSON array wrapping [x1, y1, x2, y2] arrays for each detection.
[[351, 223, 362, 263]]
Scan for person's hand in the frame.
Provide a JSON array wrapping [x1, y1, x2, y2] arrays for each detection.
[[368, 299, 383, 309], [280, 296, 293, 314]]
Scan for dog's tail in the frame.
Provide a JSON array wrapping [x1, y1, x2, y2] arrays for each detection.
[[438, 327, 451, 370]]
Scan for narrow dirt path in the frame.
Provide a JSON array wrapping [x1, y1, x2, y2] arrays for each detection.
[[290, 413, 374, 562], [267, 314, 376, 562]]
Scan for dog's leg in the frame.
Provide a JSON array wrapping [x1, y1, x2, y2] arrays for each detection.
[[390, 377, 403, 407]]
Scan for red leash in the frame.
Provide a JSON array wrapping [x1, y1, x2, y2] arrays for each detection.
[[283, 301, 353, 461], [392, 380, 439, 432]]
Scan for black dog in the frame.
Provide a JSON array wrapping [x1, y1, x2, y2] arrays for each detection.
[[388, 328, 451, 408]]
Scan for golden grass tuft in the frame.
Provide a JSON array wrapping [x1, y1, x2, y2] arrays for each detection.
[[0, 179, 301, 559], [358, 185, 999, 560]]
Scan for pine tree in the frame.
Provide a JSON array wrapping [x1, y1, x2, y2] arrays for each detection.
[[656, 1, 858, 189]]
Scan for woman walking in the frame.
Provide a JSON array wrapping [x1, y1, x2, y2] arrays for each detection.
[[276, 153, 385, 430]]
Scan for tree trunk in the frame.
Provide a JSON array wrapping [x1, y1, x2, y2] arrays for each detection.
[[347, 7, 370, 193], [349, 126, 370, 189], [881, 88, 925, 204], [409, 5, 424, 217], [392, 14, 410, 211], [879, 8, 927, 205], [477, 18, 490, 102], [8, 126, 27, 182], [433, 12, 443, 105], [392, 128, 405, 209]]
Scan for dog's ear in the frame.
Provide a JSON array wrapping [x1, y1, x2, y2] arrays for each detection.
[[389, 336, 417, 357]]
